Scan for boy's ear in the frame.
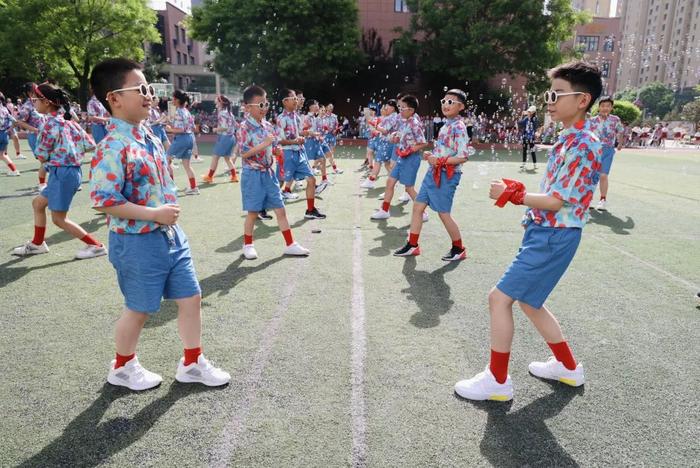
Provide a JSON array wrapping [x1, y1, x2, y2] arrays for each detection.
[[579, 93, 592, 111]]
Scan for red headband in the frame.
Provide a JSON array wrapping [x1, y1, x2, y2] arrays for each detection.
[[33, 82, 60, 107]]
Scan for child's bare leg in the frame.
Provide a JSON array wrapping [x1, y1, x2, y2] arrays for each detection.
[[176, 294, 202, 349], [115, 309, 149, 355], [489, 287, 515, 352]]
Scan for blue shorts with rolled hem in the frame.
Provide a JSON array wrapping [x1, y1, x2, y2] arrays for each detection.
[[324, 134, 337, 147], [151, 125, 170, 146], [415, 171, 461, 213], [375, 141, 394, 163], [389, 152, 421, 187], [91, 124, 108, 144], [496, 223, 581, 309], [319, 141, 331, 155], [108, 225, 201, 314], [367, 136, 382, 152], [600, 144, 615, 175], [41, 166, 81, 212], [304, 138, 323, 161], [168, 133, 194, 159], [242, 167, 285, 212], [0, 130, 8, 152], [213, 134, 236, 157], [282, 149, 314, 182]]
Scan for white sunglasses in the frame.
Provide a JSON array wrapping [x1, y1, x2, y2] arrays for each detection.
[[109, 83, 156, 99], [440, 98, 463, 106], [543, 90, 586, 104]]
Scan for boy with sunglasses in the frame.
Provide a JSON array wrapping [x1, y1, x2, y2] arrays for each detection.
[[371, 95, 428, 221], [89, 58, 230, 390], [237, 85, 310, 260], [393, 90, 473, 261], [587, 96, 624, 211], [277, 89, 326, 220], [455, 61, 603, 401]]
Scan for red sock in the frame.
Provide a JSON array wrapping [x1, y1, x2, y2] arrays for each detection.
[[184, 347, 202, 366], [490, 350, 511, 384], [452, 238, 463, 249], [81, 234, 101, 246], [38, 176, 46, 184], [189, 177, 197, 189], [548, 341, 577, 370], [32, 226, 46, 245], [408, 232, 419, 246], [244, 234, 253, 245], [281, 229, 294, 246], [207, 169, 215, 178], [284, 187, 291, 193], [600, 196, 606, 201], [8, 163, 16, 171], [307, 198, 315, 211], [322, 175, 327, 181], [231, 168, 237, 177], [332, 164, 337, 170], [382, 201, 390, 212], [15, 151, 20, 156], [369, 175, 376, 181], [115, 352, 135, 369]]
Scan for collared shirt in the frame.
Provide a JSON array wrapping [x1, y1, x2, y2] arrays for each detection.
[[303, 113, 320, 139], [35, 113, 94, 167], [18, 100, 45, 129], [326, 113, 339, 134], [171, 107, 195, 133], [0, 104, 16, 132], [397, 113, 427, 151], [379, 112, 401, 141], [90, 118, 178, 234], [237, 115, 276, 171], [147, 107, 163, 127], [87, 96, 110, 120], [431, 117, 472, 173], [276, 110, 303, 150], [217, 109, 238, 136], [526, 120, 602, 229], [587, 114, 624, 147]]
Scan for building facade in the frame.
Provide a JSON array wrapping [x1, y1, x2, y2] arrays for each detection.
[[617, 0, 700, 92]]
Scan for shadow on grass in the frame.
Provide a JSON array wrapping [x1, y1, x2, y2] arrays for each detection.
[[587, 209, 635, 235], [401, 256, 460, 328], [368, 222, 410, 257], [17, 382, 222, 468], [0, 257, 77, 289], [215, 218, 307, 254], [458, 380, 584, 467]]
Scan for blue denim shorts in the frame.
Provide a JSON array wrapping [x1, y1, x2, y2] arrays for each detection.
[[496, 224, 582, 309], [108, 225, 201, 313], [168, 133, 194, 159], [600, 145, 615, 175], [389, 152, 421, 187], [241, 167, 285, 212], [41, 166, 82, 212], [415, 171, 461, 213], [282, 149, 314, 182], [213, 134, 236, 157]]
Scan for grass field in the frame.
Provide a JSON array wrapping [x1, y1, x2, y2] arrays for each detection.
[[1, 140, 699, 467]]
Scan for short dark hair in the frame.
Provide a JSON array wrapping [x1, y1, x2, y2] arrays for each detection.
[[21, 82, 36, 99], [279, 88, 295, 101], [385, 99, 398, 112], [172, 89, 190, 107], [599, 95, 614, 105], [548, 61, 602, 111], [400, 94, 419, 111], [243, 85, 266, 104], [445, 89, 467, 105], [90, 58, 142, 113]]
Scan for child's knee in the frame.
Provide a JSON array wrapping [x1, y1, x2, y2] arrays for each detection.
[[50, 212, 66, 227]]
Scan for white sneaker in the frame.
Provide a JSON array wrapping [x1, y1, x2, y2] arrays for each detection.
[[191, 157, 204, 164], [76, 244, 107, 260], [315, 180, 329, 195], [313, 168, 321, 176], [7, 169, 20, 176], [175, 355, 231, 387], [398, 192, 411, 202], [333, 168, 344, 174], [370, 209, 390, 220], [283, 241, 310, 256], [295, 181, 304, 190], [17, 153, 27, 160], [422, 211, 429, 222], [528, 357, 585, 387], [171, 162, 180, 169], [377, 192, 385, 199], [185, 187, 200, 195], [107, 356, 162, 391], [360, 178, 376, 189], [596, 199, 607, 211], [243, 243, 258, 260], [454, 367, 513, 401], [36, 183, 48, 192], [12, 241, 49, 256], [282, 191, 299, 200]]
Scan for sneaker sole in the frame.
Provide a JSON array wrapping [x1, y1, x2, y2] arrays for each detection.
[[394, 248, 420, 257], [107, 374, 161, 391], [528, 371, 584, 387], [76, 251, 108, 260], [454, 389, 513, 402], [304, 215, 327, 219], [175, 374, 230, 387], [442, 253, 467, 262]]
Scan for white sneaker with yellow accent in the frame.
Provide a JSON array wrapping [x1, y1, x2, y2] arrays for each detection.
[[528, 357, 585, 387], [454, 367, 513, 401]]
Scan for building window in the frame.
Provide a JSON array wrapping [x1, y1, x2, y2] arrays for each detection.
[[174, 25, 178, 41], [394, 0, 409, 12], [181, 28, 186, 42], [576, 35, 599, 52], [601, 61, 611, 78], [177, 51, 181, 65], [183, 54, 188, 65], [603, 35, 615, 51], [190, 55, 195, 65]]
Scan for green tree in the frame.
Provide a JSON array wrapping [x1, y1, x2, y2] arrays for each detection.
[[190, 0, 363, 91], [638, 82, 674, 118], [679, 99, 700, 124], [394, 0, 589, 94], [591, 100, 641, 125], [0, 0, 160, 106]]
